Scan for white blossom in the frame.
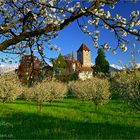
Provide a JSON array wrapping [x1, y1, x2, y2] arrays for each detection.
[[116, 14, 121, 20], [81, 8, 86, 13], [39, 0, 46, 4], [131, 11, 139, 18], [82, 26, 88, 31], [88, 20, 94, 25], [93, 42, 99, 48], [119, 44, 127, 52], [130, 29, 138, 33], [110, 4, 115, 9], [112, 49, 117, 54], [75, 2, 80, 8], [68, 7, 74, 12], [0, 0, 139, 56], [122, 46, 127, 52], [105, 11, 111, 19], [136, 20, 140, 26], [103, 43, 109, 49], [94, 30, 99, 38], [49, 0, 54, 6], [121, 18, 127, 24], [121, 30, 127, 36]]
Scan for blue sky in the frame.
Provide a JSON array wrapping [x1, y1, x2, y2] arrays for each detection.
[[0, 1, 140, 67], [47, 1, 140, 66]]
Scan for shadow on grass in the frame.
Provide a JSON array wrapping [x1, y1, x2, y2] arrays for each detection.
[[8, 98, 77, 105], [0, 111, 140, 139], [5, 100, 140, 120], [6, 99, 83, 110]]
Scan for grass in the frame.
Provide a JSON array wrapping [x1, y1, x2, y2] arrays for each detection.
[[0, 98, 140, 139]]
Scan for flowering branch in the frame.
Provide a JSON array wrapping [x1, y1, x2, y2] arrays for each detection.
[[0, 0, 139, 57]]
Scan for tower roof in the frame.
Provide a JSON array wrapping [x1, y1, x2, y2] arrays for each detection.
[[72, 51, 75, 62], [77, 43, 90, 52]]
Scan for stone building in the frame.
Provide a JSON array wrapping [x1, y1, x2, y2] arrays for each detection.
[[66, 43, 95, 80], [77, 43, 91, 67]]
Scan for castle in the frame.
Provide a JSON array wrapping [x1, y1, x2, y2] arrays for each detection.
[[16, 43, 95, 81], [65, 43, 95, 80]]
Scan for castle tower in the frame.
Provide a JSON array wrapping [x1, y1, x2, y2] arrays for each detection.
[[71, 51, 76, 71], [77, 43, 91, 67]]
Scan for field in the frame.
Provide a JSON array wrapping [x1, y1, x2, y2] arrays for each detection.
[[0, 98, 140, 139]]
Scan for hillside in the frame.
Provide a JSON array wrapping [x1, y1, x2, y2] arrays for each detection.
[[0, 99, 140, 139]]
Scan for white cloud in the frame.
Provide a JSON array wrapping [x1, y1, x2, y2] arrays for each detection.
[[136, 63, 140, 68], [0, 64, 18, 74], [110, 64, 124, 70]]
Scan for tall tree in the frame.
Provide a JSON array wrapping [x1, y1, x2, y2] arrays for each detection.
[[17, 55, 42, 86], [53, 53, 67, 69], [95, 48, 109, 73], [53, 53, 78, 82]]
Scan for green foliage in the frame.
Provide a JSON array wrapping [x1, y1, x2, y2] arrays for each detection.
[[53, 53, 67, 70], [69, 77, 111, 110], [110, 70, 140, 111], [0, 99, 140, 139], [38, 65, 53, 81], [53, 53, 78, 82], [55, 71, 78, 83], [95, 48, 109, 74]]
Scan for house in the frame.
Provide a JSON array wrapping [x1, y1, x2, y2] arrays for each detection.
[[65, 43, 95, 80]]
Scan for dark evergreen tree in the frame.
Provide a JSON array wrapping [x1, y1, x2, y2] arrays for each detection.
[[53, 53, 67, 69], [53, 53, 67, 75], [95, 48, 109, 74], [53, 54, 78, 82]]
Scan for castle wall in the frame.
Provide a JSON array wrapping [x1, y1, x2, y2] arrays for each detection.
[[77, 51, 83, 65], [82, 50, 91, 67], [77, 50, 91, 67], [78, 71, 93, 80]]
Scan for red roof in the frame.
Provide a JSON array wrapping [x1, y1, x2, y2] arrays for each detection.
[[91, 66, 96, 71], [65, 59, 93, 72], [77, 43, 90, 52], [77, 66, 93, 71], [65, 59, 75, 64]]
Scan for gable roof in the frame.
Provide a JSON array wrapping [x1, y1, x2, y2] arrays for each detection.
[[77, 43, 90, 52], [78, 66, 93, 71]]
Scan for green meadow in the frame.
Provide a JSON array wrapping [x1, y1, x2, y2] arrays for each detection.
[[0, 98, 140, 139]]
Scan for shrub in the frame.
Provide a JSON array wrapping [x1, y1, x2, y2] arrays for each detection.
[[23, 80, 68, 112], [0, 74, 23, 102], [69, 77, 110, 110], [111, 70, 140, 111], [55, 71, 78, 83], [20, 85, 34, 100]]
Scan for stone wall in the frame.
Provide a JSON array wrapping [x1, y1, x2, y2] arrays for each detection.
[[77, 50, 91, 67], [77, 51, 83, 64], [78, 71, 93, 80], [82, 50, 91, 67]]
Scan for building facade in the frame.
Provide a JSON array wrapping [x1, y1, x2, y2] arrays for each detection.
[[66, 43, 95, 80]]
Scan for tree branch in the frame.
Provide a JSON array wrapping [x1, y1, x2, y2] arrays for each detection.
[[0, 18, 23, 34], [0, 4, 98, 51]]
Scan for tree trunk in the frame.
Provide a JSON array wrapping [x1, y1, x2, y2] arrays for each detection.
[[95, 103, 99, 111], [37, 102, 43, 112]]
